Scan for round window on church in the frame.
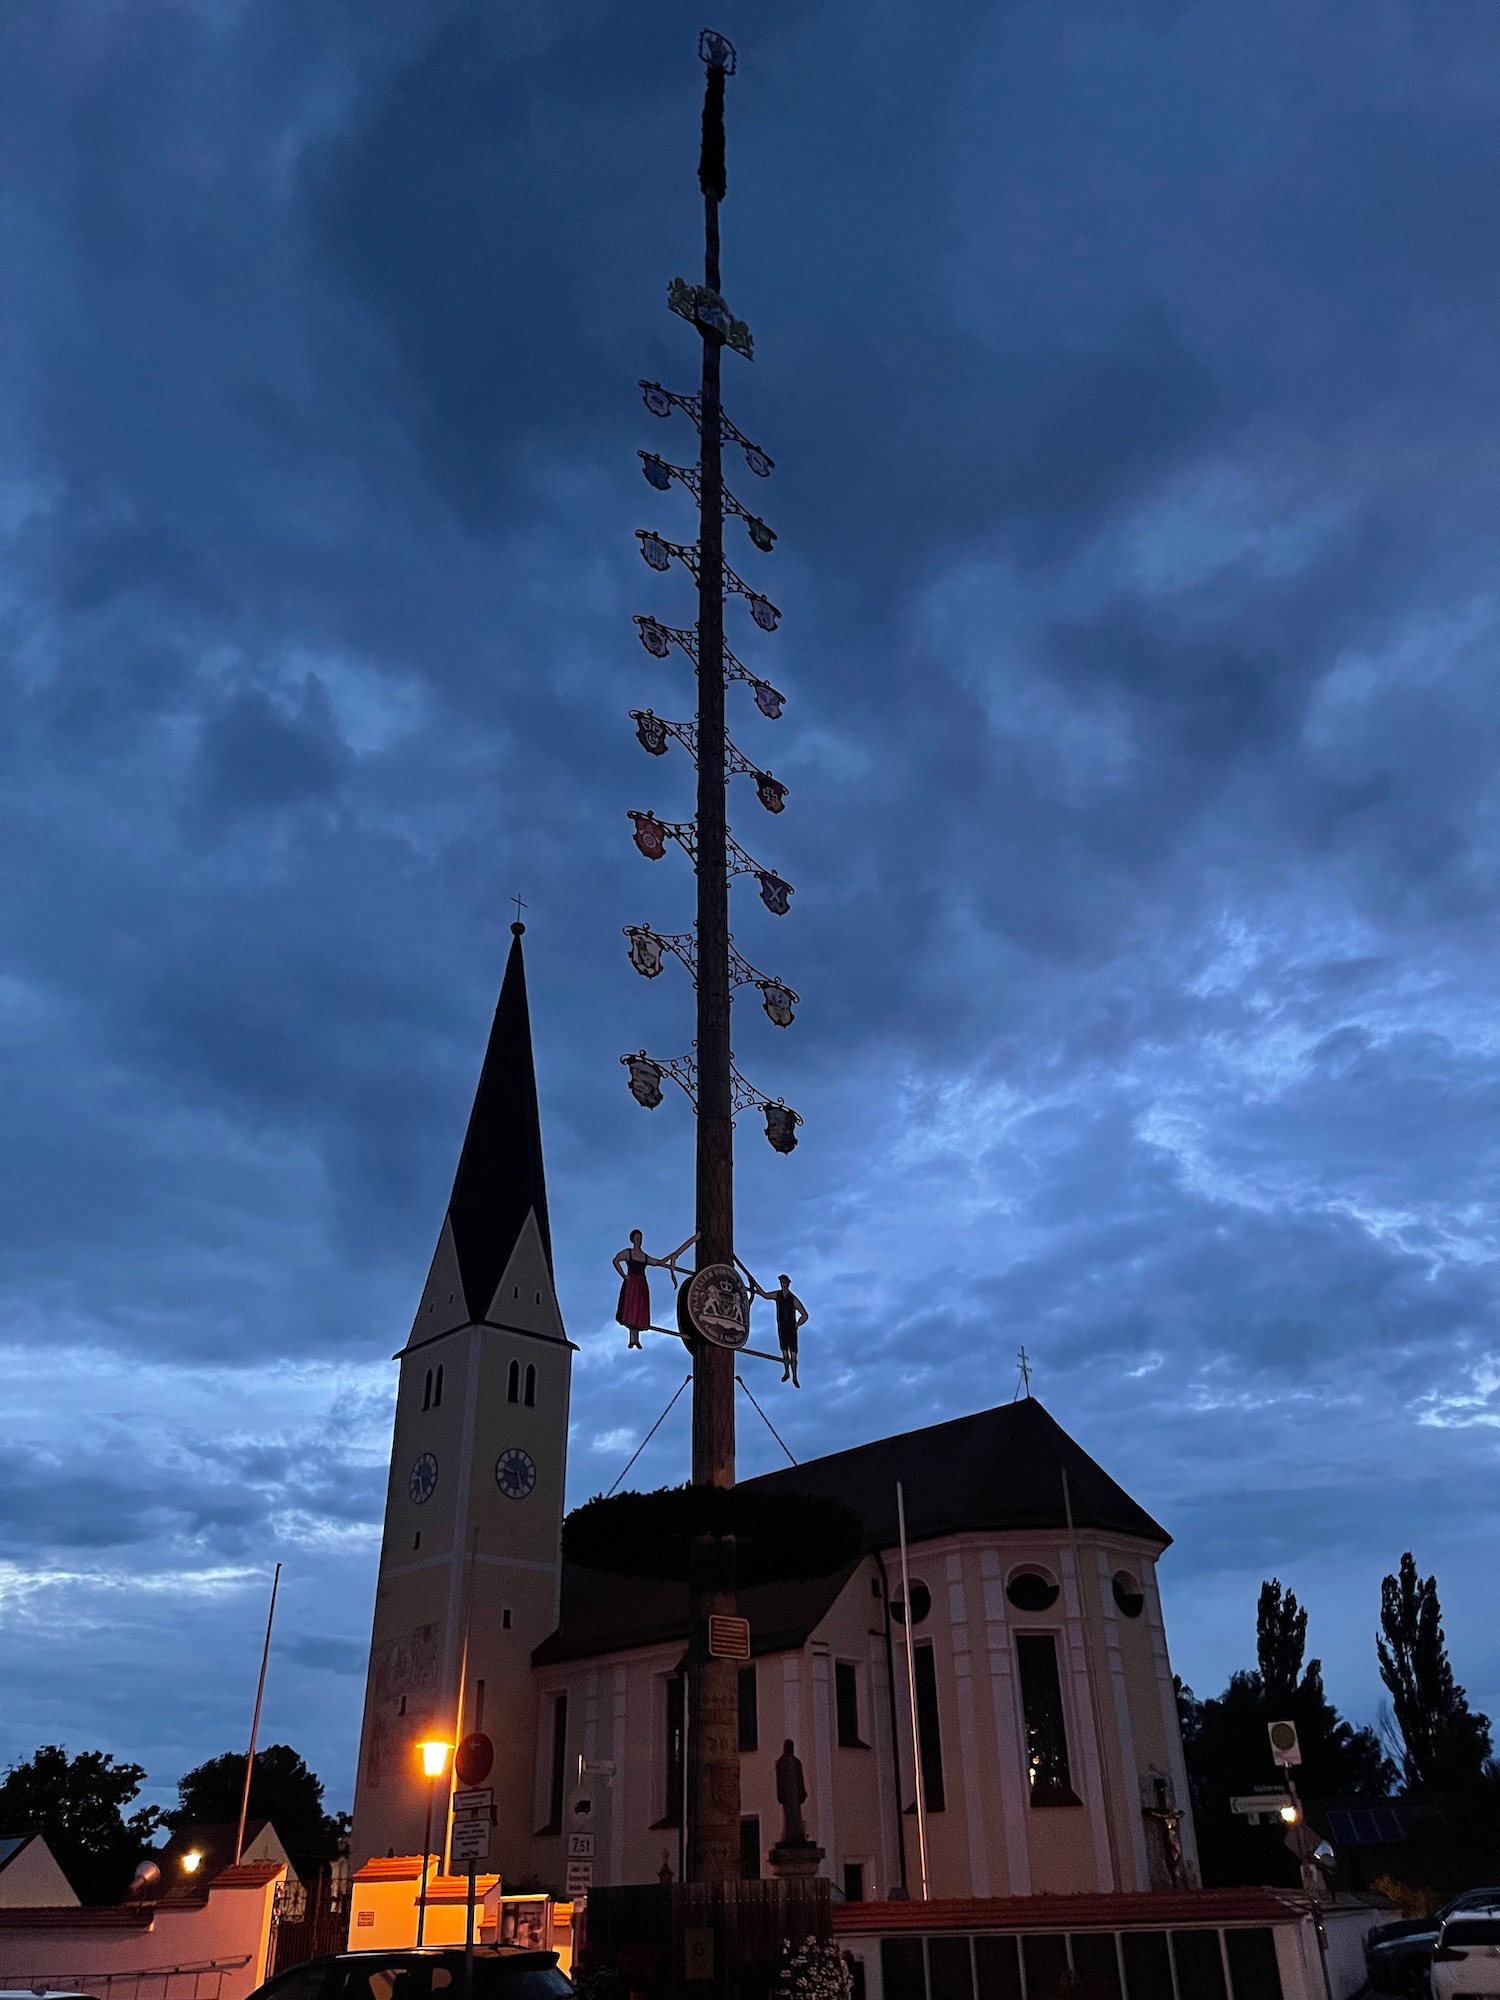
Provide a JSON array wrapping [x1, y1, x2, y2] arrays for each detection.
[[890, 1580, 931, 1626], [1005, 1567, 1060, 1612], [1112, 1570, 1145, 1618]]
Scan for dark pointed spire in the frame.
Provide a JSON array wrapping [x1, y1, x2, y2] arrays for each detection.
[[446, 923, 553, 1321]]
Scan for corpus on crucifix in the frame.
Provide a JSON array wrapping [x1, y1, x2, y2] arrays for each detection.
[[612, 1229, 697, 1348]]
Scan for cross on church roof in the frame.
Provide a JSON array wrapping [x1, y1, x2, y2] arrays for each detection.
[[1015, 1347, 1033, 1399]]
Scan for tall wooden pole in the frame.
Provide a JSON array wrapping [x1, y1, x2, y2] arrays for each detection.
[[234, 1561, 281, 1867], [686, 48, 740, 1887]]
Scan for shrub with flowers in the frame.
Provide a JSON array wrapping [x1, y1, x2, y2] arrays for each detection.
[[775, 1937, 852, 2000]]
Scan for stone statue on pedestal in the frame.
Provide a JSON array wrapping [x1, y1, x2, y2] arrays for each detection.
[[769, 1738, 824, 1879]]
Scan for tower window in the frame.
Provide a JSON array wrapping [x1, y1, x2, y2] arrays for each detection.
[[1016, 1633, 1078, 1804], [503, 1608, 513, 1630], [507, 1360, 520, 1404], [836, 1662, 866, 1747], [413, 1532, 420, 1550], [422, 1370, 432, 1411], [913, 1643, 945, 1811], [434, 1364, 444, 1407], [524, 1363, 537, 1407], [738, 1664, 758, 1751], [398, 1696, 407, 1716]]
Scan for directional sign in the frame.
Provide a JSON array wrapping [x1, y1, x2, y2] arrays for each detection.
[[454, 1789, 494, 1815], [451, 1816, 491, 1863], [1231, 1794, 1293, 1822]]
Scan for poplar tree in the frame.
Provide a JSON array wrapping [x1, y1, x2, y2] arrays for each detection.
[[1378, 1553, 1491, 1793]]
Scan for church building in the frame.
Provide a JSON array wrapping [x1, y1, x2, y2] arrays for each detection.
[[350, 931, 1199, 1900]]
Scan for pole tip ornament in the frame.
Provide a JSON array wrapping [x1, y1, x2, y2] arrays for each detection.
[[698, 28, 737, 72]]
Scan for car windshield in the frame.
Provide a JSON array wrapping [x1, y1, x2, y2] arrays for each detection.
[[432, 1967, 572, 2000], [1443, 1920, 1500, 1945]]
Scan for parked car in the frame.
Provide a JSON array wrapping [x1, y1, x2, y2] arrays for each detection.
[[1431, 1906, 1500, 2000], [248, 1948, 574, 2000], [1366, 1891, 1500, 1994]]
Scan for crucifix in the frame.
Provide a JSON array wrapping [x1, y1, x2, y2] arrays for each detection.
[[1015, 1347, 1033, 1399]]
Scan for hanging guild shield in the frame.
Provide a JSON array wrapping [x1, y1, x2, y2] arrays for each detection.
[[743, 445, 773, 479], [749, 593, 781, 632], [624, 1053, 666, 1109], [637, 615, 672, 658], [760, 980, 796, 1028], [764, 1102, 801, 1154], [641, 381, 673, 419], [640, 454, 673, 492], [633, 710, 670, 756], [757, 870, 794, 916], [630, 811, 668, 861], [685, 1264, 751, 1349], [754, 770, 787, 814], [753, 680, 785, 720], [627, 928, 666, 979], [746, 517, 777, 553], [639, 532, 672, 573]]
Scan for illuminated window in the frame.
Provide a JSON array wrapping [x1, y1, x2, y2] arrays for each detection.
[[1017, 1633, 1079, 1805]]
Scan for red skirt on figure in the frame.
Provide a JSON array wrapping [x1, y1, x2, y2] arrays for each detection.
[[616, 1257, 651, 1332]]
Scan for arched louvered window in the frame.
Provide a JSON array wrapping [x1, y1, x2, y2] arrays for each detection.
[[422, 1370, 432, 1411], [507, 1359, 520, 1404], [434, 1364, 444, 1407], [524, 1363, 537, 1408]]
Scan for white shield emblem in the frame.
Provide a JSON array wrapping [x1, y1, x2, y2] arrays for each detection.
[[642, 382, 673, 419], [624, 1054, 665, 1109], [640, 533, 672, 573], [760, 981, 795, 1028], [764, 1103, 800, 1154], [638, 617, 672, 658], [749, 594, 780, 632], [753, 681, 784, 720], [743, 446, 773, 479], [627, 929, 666, 979]]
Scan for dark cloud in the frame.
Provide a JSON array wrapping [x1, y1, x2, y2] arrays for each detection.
[[4, 0, 1500, 1807]]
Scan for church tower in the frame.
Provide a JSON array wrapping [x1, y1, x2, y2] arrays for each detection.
[[351, 924, 573, 1876]]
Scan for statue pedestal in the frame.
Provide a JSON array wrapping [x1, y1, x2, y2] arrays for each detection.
[[769, 1840, 825, 1880]]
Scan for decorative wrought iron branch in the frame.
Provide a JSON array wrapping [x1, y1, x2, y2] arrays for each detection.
[[630, 709, 787, 812], [629, 811, 794, 913], [638, 453, 776, 551], [637, 531, 781, 630], [638, 380, 775, 480], [634, 615, 785, 719], [621, 1045, 801, 1150], [623, 924, 799, 1026]]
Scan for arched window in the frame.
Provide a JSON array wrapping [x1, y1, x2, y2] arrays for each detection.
[[422, 1370, 432, 1411], [507, 1360, 520, 1404], [434, 1365, 444, 1408], [524, 1363, 537, 1408]]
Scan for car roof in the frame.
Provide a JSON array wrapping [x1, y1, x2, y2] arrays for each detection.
[[1443, 1907, 1500, 1921]]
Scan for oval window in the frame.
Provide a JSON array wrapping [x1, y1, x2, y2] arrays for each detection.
[[1112, 1571, 1145, 1619], [891, 1580, 932, 1626], [1006, 1569, 1060, 1612]]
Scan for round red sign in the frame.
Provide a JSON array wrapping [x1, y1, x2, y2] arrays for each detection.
[[455, 1732, 494, 1788]]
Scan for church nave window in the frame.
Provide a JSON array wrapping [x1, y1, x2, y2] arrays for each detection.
[[913, 1643, 946, 1811], [507, 1360, 520, 1404], [524, 1363, 537, 1407], [1016, 1632, 1079, 1805]]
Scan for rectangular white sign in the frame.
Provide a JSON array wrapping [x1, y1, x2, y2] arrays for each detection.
[[565, 1861, 593, 1895], [453, 1789, 494, 1814], [450, 1817, 491, 1863], [567, 1833, 595, 1858]]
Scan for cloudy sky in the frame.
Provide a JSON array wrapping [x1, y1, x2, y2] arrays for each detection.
[[5, 0, 1500, 1820]]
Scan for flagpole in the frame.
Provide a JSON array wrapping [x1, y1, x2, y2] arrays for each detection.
[[234, 1562, 281, 1867], [895, 1486, 929, 1901]]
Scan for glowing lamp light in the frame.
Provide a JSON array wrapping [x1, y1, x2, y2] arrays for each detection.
[[763, 1102, 801, 1154], [633, 709, 669, 756], [748, 594, 780, 632], [640, 532, 672, 573], [1279, 1805, 1299, 1825], [624, 1052, 666, 1109], [746, 517, 776, 553], [419, 1740, 453, 1780], [753, 681, 785, 720], [757, 869, 793, 915], [640, 454, 673, 492], [754, 770, 787, 814], [637, 616, 672, 658], [181, 1851, 202, 1875]]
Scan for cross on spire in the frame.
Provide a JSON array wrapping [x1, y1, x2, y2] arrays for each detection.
[[1015, 1347, 1033, 1400], [511, 892, 528, 933]]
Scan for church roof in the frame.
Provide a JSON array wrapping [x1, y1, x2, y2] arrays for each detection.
[[447, 925, 553, 1320], [535, 1395, 1166, 1666]]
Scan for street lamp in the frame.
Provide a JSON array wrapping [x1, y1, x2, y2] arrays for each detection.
[[416, 1739, 452, 1945]]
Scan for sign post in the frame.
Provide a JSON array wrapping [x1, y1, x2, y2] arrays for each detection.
[[453, 1733, 495, 2000]]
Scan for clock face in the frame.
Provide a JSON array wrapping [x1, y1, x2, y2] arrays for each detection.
[[495, 1447, 537, 1501], [408, 1452, 439, 1505]]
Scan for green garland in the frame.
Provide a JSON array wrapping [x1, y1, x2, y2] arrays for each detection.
[[563, 1485, 864, 1585]]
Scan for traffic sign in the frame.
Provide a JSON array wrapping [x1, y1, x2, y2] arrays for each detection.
[[570, 1790, 595, 1825], [1268, 1720, 1302, 1768], [567, 1833, 595, 1858], [456, 1733, 495, 1787], [454, 1788, 494, 1815], [565, 1861, 593, 1896], [1231, 1794, 1293, 1822], [583, 1759, 616, 1780], [451, 1816, 491, 1863]]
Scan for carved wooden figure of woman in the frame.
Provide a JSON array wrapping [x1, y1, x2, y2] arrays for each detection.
[[612, 1230, 697, 1348]]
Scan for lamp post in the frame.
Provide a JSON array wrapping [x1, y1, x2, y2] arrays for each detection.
[[620, 32, 799, 1883], [416, 1739, 452, 1945]]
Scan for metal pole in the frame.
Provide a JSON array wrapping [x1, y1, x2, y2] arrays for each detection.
[[1061, 1468, 1121, 1890], [464, 1858, 476, 2000], [895, 1485, 929, 1901], [686, 43, 740, 1887], [234, 1561, 281, 1867], [417, 1779, 435, 1946]]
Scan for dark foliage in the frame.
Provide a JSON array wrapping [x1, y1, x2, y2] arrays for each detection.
[[1378, 1554, 1493, 1795], [167, 1744, 348, 1873], [0, 1745, 160, 1904], [1179, 1578, 1393, 1887], [563, 1485, 864, 1585]]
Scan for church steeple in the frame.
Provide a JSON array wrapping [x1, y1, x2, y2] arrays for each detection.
[[404, 922, 564, 1347], [447, 922, 552, 1313]]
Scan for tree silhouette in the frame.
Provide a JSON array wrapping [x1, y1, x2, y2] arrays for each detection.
[[168, 1744, 347, 1875], [0, 1745, 160, 1904], [1378, 1553, 1491, 1794]]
